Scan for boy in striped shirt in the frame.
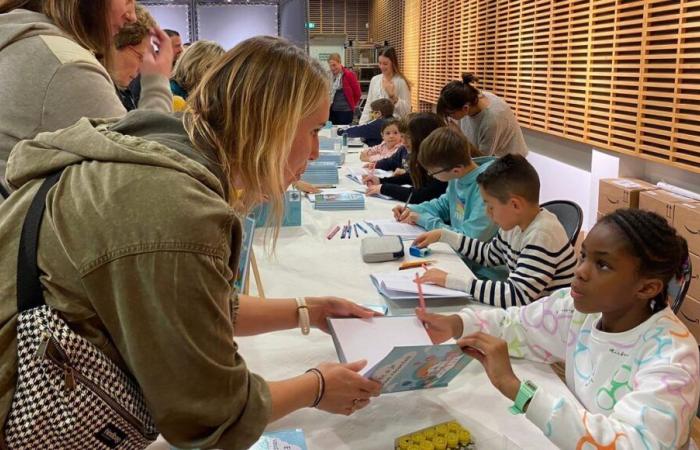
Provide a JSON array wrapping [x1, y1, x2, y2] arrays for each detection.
[[414, 154, 576, 308]]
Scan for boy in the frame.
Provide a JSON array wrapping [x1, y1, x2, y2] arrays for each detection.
[[338, 98, 394, 147], [394, 127, 497, 244], [414, 154, 577, 308]]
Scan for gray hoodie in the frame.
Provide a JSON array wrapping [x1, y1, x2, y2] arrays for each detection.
[[0, 9, 172, 186]]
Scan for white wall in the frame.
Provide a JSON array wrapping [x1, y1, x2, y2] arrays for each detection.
[[523, 128, 700, 231], [309, 36, 346, 66], [145, 5, 191, 42], [197, 4, 278, 49]]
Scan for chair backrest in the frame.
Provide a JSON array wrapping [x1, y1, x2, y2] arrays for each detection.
[[541, 200, 584, 246], [670, 257, 693, 314]]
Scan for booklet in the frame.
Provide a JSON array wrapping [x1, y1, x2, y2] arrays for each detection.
[[327, 316, 470, 394], [370, 268, 471, 300], [249, 429, 308, 450]]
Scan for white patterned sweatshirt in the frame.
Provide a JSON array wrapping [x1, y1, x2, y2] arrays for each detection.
[[441, 209, 577, 308], [457, 288, 700, 450]]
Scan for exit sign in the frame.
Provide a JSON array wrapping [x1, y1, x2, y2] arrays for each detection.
[[306, 22, 316, 29]]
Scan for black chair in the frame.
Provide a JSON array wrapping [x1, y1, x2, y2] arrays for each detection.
[[541, 200, 584, 246], [670, 257, 693, 314]]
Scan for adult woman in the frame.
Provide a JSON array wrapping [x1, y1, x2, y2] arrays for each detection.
[[437, 73, 528, 157], [0, 0, 173, 186], [359, 46, 411, 124], [0, 36, 380, 449], [110, 4, 156, 110], [327, 53, 361, 125], [170, 40, 225, 103]]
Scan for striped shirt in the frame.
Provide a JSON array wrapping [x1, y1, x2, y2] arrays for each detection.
[[442, 209, 577, 308]]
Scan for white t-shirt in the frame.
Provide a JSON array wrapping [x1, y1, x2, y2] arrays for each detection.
[[359, 74, 411, 124], [458, 91, 528, 157]]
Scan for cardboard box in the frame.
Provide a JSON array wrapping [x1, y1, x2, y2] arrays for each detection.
[[598, 178, 657, 215], [639, 190, 698, 224], [675, 203, 700, 256], [678, 294, 700, 342], [688, 252, 700, 301]]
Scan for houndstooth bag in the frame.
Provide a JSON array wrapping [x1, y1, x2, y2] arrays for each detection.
[[2, 171, 158, 449]]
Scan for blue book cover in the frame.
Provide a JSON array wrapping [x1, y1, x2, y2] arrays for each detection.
[[249, 429, 308, 450], [365, 345, 471, 394]]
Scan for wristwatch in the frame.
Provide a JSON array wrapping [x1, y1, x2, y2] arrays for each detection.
[[509, 380, 538, 415]]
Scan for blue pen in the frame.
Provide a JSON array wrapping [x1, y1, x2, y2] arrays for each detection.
[[340, 226, 347, 239], [364, 220, 378, 235], [375, 224, 384, 236], [353, 223, 359, 238], [356, 222, 368, 233]]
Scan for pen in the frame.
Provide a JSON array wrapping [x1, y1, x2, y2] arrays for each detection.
[[353, 223, 359, 238], [326, 225, 340, 240], [398, 189, 414, 222], [414, 272, 426, 311], [374, 224, 384, 236], [356, 222, 368, 233]]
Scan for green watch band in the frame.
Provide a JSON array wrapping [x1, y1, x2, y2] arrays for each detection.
[[509, 380, 537, 415]]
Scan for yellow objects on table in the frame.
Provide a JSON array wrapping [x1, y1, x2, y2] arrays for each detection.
[[395, 421, 473, 450]]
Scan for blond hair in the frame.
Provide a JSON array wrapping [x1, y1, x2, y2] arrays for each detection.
[[172, 40, 225, 94], [0, 0, 117, 67], [114, 4, 154, 50], [327, 53, 342, 64], [184, 36, 329, 246]]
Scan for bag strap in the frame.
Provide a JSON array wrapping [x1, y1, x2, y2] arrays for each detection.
[[16, 171, 64, 313]]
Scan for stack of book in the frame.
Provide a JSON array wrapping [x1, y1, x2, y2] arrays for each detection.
[[319, 136, 341, 151], [300, 161, 339, 184], [317, 150, 345, 166], [314, 192, 365, 210]]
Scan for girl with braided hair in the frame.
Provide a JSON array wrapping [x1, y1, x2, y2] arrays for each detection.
[[418, 208, 699, 449]]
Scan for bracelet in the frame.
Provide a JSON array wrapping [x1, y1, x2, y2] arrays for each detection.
[[305, 368, 325, 408], [296, 297, 311, 335]]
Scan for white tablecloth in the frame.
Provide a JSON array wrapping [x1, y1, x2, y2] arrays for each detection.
[[151, 133, 579, 449]]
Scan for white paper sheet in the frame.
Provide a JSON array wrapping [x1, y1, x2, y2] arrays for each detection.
[[366, 219, 426, 240], [370, 268, 471, 299]]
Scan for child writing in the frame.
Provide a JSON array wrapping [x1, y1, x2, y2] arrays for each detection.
[[338, 98, 394, 147], [359, 118, 404, 163], [417, 208, 698, 450], [414, 154, 577, 308], [364, 112, 448, 204], [393, 127, 498, 243]]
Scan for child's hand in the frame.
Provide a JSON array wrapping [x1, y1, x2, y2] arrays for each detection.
[[392, 204, 406, 220], [293, 180, 321, 194], [418, 268, 448, 287], [363, 175, 380, 186], [366, 185, 382, 196], [359, 152, 370, 162], [393, 168, 407, 176], [416, 308, 463, 344], [457, 333, 521, 401], [413, 229, 442, 248], [399, 211, 420, 225]]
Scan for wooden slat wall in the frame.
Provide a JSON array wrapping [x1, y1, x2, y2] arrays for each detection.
[[369, 0, 404, 64], [404, 0, 421, 111], [308, 0, 369, 41], [383, 0, 700, 174]]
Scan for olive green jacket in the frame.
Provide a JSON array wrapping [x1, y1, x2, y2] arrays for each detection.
[[0, 111, 271, 449]]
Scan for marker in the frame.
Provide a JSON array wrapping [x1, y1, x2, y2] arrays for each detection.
[[326, 225, 340, 240], [353, 223, 359, 238], [356, 222, 368, 233]]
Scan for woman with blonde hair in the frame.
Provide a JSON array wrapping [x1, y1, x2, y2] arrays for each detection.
[[359, 46, 411, 124], [327, 52, 361, 125], [0, 0, 174, 194], [0, 36, 380, 449], [170, 39, 225, 112]]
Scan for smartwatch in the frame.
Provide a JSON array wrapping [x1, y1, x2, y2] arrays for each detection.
[[509, 380, 538, 415]]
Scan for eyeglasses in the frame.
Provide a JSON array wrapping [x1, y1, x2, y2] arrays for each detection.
[[427, 167, 453, 177], [127, 46, 144, 62]]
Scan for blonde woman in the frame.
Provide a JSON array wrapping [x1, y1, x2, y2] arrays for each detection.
[[358, 46, 411, 124], [327, 52, 361, 125], [0, 0, 174, 190], [0, 36, 380, 449], [111, 4, 156, 110], [170, 39, 225, 101]]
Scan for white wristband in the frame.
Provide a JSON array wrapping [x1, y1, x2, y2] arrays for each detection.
[[296, 297, 311, 335]]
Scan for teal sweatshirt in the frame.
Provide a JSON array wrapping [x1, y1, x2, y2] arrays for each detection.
[[411, 157, 498, 241]]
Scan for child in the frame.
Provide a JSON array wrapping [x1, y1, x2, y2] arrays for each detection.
[[437, 73, 528, 157], [359, 118, 404, 163], [415, 154, 577, 308], [337, 98, 394, 147], [416, 208, 698, 450], [364, 112, 448, 204], [393, 127, 498, 243]]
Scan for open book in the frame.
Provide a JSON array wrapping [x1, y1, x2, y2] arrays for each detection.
[[370, 268, 471, 300], [327, 316, 470, 393]]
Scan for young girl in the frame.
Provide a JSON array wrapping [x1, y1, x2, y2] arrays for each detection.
[[365, 112, 448, 204], [359, 118, 403, 163], [437, 73, 528, 158], [418, 208, 699, 449]]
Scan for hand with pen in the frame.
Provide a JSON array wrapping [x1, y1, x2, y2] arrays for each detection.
[[362, 174, 380, 186], [391, 204, 420, 224], [415, 308, 521, 402]]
